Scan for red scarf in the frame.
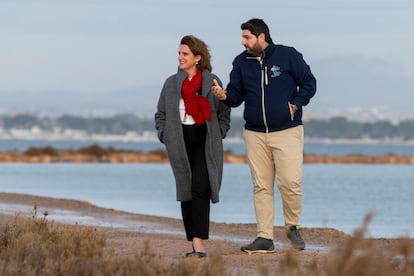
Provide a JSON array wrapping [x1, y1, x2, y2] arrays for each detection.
[[181, 70, 211, 125]]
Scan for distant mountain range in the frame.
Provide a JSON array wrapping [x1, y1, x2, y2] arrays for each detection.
[[1, 55, 413, 121], [308, 55, 414, 122]]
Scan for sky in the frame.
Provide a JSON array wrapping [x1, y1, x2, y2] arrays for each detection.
[[2, 0, 414, 121]]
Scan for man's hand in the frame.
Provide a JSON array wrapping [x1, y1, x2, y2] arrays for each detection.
[[289, 103, 298, 114], [289, 103, 298, 120], [212, 79, 227, 100]]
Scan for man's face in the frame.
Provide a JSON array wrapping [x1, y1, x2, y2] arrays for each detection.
[[241, 30, 263, 57]]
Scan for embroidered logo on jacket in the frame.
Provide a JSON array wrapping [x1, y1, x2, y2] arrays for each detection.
[[270, 65, 281, 77]]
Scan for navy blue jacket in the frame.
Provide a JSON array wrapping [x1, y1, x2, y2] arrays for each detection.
[[224, 43, 316, 132]]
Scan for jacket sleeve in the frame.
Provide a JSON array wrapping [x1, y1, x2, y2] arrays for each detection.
[[290, 48, 317, 109], [215, 78, 231, 138], [154, 82, 167, 144], [223, 59, 245, 107]]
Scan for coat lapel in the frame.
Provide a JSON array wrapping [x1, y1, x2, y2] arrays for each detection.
[[201, 70, 212, 97]]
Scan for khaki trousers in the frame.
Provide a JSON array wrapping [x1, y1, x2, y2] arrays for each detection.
[[243, 126, 304, 240]]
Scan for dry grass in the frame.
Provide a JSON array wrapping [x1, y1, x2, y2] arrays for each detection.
[[0, 205, 227, 275], [0, 208, 412, 275], [276, 213, 414, 276]]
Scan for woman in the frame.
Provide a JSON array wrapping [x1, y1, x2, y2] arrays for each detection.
[[155, 35, 230, 257]]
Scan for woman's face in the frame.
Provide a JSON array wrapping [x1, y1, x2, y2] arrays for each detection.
[[178, 44, 200, 74]]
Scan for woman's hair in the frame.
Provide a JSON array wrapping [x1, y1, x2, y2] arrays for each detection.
[[180, 35, 212, 72], [241, 18, 273, 44]]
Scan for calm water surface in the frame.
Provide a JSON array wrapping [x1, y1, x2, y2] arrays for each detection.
[[0, 163, 412, 239]]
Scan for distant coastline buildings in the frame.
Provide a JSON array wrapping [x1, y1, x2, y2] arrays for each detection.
[[1, 112, 414, 144]]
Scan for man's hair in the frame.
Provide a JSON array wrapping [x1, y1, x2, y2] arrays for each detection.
[[241, 18, 273, 43], [180, 35, 212, 72]]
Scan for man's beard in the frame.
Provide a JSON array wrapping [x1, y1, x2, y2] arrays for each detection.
[[246, 42, 263, 57]]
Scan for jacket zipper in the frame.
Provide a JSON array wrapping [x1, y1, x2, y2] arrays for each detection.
[[260, 59, 269, 133]]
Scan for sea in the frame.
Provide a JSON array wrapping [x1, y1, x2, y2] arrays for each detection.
[[0, 139, 413, 239]]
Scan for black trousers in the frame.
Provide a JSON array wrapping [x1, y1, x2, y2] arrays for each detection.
[[181, 123, 211, 241]]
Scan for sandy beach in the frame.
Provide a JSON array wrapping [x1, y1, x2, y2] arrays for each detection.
[[1, 192, 412, 274]]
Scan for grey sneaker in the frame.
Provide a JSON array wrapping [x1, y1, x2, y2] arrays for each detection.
[[241, 237, 275, 253], [286, 226, 306, 250]]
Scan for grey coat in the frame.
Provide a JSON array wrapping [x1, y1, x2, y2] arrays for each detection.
[[154, 69, 231, 203]]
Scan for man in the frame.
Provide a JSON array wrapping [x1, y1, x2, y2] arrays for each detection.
[[212, 18, 316, 252]]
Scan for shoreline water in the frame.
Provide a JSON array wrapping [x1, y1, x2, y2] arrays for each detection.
[[1, 162, 412, 239], [1, 141, 412, 240], [0, 192, 410, 243]]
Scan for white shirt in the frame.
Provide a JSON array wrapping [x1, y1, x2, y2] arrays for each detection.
[[179, 98, 196, 125]]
